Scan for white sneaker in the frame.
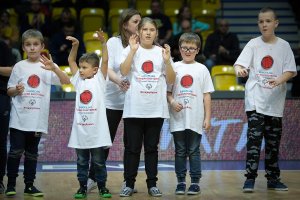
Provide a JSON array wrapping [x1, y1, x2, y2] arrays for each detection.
[[87, 178, 97, 193], [121, 181, 138, 193]]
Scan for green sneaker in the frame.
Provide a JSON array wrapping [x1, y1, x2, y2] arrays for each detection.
[[74, 187, 87, 199], [5, 186, 16, 196], [99, 187, 112, 198]]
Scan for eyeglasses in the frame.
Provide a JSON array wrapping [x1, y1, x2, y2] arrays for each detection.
[[180, 46, 198, 53]]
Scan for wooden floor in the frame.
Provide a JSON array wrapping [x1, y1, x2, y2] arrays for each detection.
[[1, 170, 299, 200]]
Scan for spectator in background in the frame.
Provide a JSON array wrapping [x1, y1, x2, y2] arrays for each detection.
[[49, 22, 86, 66], [148, 0, 173, 45], [172, 5, 210, 36], [169, 19, 204, 63], [50, 7, 81, 38], [0, 9, 20, 48], [20, 0, 51, 38], [203, 19, 240, 71], [0, 38, 14, 195]]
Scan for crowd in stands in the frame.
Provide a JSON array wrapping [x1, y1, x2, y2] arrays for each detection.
[[0, 0, 299, 94]]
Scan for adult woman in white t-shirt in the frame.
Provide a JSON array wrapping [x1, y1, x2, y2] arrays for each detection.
[[87, 8, 142, 192]]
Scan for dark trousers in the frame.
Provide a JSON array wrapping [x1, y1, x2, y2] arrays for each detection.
[[76, 148, 107, 187], [6, 128, 41, 186], [88, 109, 123, 180], [123, 118, 164, 189], [245, 111, 282, 180], [0, 94, 10, 182]]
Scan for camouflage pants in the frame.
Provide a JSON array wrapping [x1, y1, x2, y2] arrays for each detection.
[[245, 110, 282, 180]]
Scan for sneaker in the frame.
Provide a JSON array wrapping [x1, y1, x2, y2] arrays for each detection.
[[148, 186, 162, 197], [267, 179, 288, 191], [120, 186, 133, 197], [175, 183, 186, 195], [74, 187, 87, 199], [243, 179, 255, 193], [187, 184, 200, 195], [0, 181, 5, 194], [24, 185, 44, 197], [99, 187, 112, 198], [121, 181, 138, 193], [5, 186, 16, 196], [87, 178, 97, 193]]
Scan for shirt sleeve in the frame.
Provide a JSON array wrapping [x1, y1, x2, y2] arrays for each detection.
[[234, 40, 254, 69], [283, 43, 297, 74]]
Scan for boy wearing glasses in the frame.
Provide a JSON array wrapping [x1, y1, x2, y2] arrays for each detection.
[[167, 32, 214, 195]]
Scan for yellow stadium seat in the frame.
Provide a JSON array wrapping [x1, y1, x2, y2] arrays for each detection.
[[108, 8, 125, 34], [59, 66, 72, 76], [109, 0, 129, 10], [52, 7, 77, 21], [139, 7, 152, 17], [161, 0, 183, 10], [211, 65, 243, 91], [192, 9, 216, 30], [85, 40, 103, 56], [61, 84, 75, 92], [136, 0, 152, 10], [83, 31, 108, 43], [164, 8, 179, 24], [80, 8, 105, 32]]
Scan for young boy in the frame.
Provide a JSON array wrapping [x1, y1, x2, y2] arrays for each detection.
[[66, 29, 112, 199], [167, 32, 214, 195], [5, 29, 70, 197], [234, 7, 297, 192]]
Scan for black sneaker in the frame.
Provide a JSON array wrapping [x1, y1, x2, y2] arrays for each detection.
[[243, 179, 255, 193], [267, 179, 288, 191], [175, 183, 186, 195], [24, 185, 44, 197], [187, 184, 200, 195], [5, 186, 16, 196], [99, 187, 112, 198], [74, 187, 87, 199], [0, 181, 5, 194]]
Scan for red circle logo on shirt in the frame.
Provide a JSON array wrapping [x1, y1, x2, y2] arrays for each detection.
[[80, 90, 92, 104], [181, 75, 193, 88], [142, 60, 153, 74], [27, 74, 40, 88], [261, 55, 273, 70]]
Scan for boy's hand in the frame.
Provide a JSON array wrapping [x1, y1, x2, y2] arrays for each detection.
[[16, 82, 24, 95], [203, 118, 211, 131], [66, 36, 79, 46], [118, 78, 130, 91], [162, 44, 171, 63], [235, 65, 248, 77], [40, 54, 57, 71], [129, 34, 139, 52], [170, 99, 183, 112], [267, 78, 280, 88], [95, 28, 107, 44]]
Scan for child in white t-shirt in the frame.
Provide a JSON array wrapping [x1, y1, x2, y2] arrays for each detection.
[[119, 17, 175, 197], [5, 29, 70, 197], [66, 29, 112, 199], [167, 32, 214, 195], [234, 7, 297, 193]]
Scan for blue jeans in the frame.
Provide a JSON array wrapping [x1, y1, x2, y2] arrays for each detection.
[[6, 128, 41, 186], [76, 148, 107, 187], [172, 129, 202, 183]]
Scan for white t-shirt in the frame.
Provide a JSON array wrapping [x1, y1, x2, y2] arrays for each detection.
[[105, 36, 126, 110], [7, 60, 61, 133], [168, 61, 214, 134], [68, 71, 112, 149], [120, 45, 169, 118], [234, 36, 297, 117]]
